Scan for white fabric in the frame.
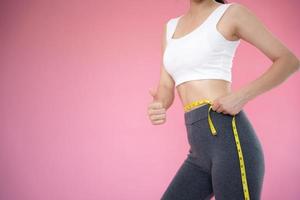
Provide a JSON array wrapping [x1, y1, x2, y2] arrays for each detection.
[[163, 3, 241, 87]]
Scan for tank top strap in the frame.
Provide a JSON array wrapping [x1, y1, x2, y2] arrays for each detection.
[[208, 3, 235, 28], [165, 16, 181, 42]]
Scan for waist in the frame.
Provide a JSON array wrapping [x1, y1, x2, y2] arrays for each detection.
[[178, 82, 231, 112], [184, 98, 218, 136], [184, 98, 213, 113]]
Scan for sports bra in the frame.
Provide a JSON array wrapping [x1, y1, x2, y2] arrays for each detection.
[[163, 3, 241, 87]]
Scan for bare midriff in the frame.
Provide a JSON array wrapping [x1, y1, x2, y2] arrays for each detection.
[[176, 79, 232, 112]]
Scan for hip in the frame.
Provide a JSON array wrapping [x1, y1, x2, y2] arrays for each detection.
[[184, 103, 264, 156]]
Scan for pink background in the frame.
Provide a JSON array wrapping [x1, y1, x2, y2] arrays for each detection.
[[1, 0, 299, 199]]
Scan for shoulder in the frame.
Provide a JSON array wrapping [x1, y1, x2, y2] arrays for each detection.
[[226, 2, 252, 14], [226, 3, 258, 23], [223, 2, 261, 34]]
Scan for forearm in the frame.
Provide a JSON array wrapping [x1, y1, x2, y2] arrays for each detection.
[[237, 54, 300, 103], [153, 84, 175, 110]]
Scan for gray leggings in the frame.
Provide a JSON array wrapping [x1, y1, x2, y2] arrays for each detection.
[[161, 104, 265, 200]]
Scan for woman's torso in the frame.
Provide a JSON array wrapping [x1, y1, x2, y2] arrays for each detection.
[[177, 79, 232, 109], [165, 3, 240, 111]]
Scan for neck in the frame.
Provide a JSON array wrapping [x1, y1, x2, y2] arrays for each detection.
[[188, 0, 219, 17]]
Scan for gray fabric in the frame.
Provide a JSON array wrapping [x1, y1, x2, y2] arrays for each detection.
[[161, 104, 265, 200]]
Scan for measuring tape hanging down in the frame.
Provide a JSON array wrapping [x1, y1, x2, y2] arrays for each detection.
[[184, 99, 250, 200]]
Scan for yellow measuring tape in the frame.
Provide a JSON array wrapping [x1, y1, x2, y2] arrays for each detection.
[[184, 99, 250, 200]]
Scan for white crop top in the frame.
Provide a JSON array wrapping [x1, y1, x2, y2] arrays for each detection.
[[163, 3, 241, 87]]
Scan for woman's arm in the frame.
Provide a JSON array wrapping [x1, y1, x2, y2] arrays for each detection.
[[212, 3, 299, 115], [147, 23, 175, 125], [233, 3, 300, 103], [152, 23, 176, 110]]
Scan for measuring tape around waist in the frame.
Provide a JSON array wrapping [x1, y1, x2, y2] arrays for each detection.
[[184, 99, 250, 200]]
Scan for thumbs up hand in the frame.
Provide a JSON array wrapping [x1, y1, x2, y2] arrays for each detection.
[[147, 87, 167, 125]]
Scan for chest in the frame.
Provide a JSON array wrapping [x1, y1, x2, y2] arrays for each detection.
[[163, 30, 226, 69]]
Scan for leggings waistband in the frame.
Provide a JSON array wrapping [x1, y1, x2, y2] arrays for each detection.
[[184, 99, 220, 136]]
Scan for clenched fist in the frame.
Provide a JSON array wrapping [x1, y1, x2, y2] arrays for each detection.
[[147, 87, 166, 125]]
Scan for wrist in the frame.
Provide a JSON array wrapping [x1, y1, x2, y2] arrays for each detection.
[[236, 87, 253, 104], [154, 85, 174, 110]]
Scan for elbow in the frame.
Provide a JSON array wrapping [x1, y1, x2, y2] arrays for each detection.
[[291, 56, 300, 72], [282, 52, 300, 73], [295, 57, 300, 71]]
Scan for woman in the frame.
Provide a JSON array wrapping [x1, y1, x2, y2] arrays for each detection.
[[147, 0, 299, 199]]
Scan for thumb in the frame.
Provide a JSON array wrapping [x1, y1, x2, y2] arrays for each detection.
[[149, 87, 157, 98], [211, 99, 220, 111]]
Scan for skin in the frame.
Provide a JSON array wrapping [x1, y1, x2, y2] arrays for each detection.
[[148, 0, 300, 125]]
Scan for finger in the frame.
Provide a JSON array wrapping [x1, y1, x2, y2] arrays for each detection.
[[211, 101, 220, 111], [148, 102, 163, 109], [148, 109, 160, 117], [216, 108, 223, 113], [231, 111, 239, 116], [149, 88, 157, 97], [222, 110, 228, 115], [229, 111, 236, 116], [151, 113, 166, 121], [152, 119, 165, 125], [216, 104, 223, 113], [148, 107, 166, 115]]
